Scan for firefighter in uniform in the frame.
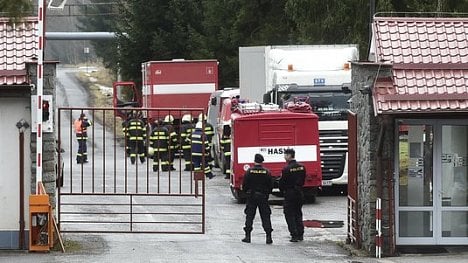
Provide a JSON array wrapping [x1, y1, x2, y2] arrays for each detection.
[[162, 115, 178, 171], [121, 111, 133, 155], [190, 122, 214, 179], [197, 113, 214, 168], [279, 148, 306, 242], [74, 113, 92, 164], [127, 111, 146, 164], [149, 119, 169, 172], [180, 114, 194, 171], [241, 154, 273, 244], [220, 125, 231, 179]]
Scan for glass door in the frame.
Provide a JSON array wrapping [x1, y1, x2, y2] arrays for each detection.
[[396, 120, 468, 245], [396, 122, 435, 245], [438, 124, 468, 244]]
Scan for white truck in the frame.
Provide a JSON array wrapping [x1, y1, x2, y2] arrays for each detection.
[[239, 45, 358, 191], [207, 88, 239, 170]]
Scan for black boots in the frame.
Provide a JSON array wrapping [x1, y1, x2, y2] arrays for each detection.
[[266, 233, 273, 244], [241, 230, 251, 243], [242, 229, 273, 244]]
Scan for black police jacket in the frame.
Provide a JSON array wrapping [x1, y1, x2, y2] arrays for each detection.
[[242, 165, 273, 195], [279, 160, 306, 192]]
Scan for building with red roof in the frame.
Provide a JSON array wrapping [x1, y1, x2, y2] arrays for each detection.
[[0, 17, 58, 250], [348, 16, 468, 256]]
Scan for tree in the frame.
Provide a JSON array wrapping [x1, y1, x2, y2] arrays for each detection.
[[0, 0, 33, 22], [77, 0, 119, 73]]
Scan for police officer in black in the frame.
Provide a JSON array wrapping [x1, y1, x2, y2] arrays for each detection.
[[241, 154, 274, 244], [279, 148, 306, 242]]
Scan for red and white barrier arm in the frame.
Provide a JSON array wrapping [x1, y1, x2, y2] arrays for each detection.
[[35, 0, 45, 193]]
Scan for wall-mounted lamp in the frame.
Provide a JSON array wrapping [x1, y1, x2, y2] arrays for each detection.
[[16, 119, 30, 131]]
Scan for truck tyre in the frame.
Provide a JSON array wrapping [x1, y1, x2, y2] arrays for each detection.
[[211, 139, 220, 168], [305, 194, 316, 204], [303, 188, 318, 204], [231, 187, 246, 204]]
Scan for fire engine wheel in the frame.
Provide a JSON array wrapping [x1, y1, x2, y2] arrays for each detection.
[[211, 147, 220, 168], [231, 187, 246, 204], [304, 194, 316, 204], [303, 188, 317, 204]]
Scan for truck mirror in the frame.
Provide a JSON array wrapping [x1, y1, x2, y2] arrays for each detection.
[[263, 93, 271, 103], [211, 97, 217, 106]]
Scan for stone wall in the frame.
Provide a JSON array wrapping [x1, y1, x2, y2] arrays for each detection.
[[350, 62, 396, 255], [27, 62, 58, 208]]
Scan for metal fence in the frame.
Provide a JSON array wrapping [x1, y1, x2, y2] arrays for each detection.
[[57, 107, 207, 234]]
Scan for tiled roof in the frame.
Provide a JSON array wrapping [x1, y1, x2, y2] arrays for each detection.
[[372, 17, 468, 114], [0, 17, 37, 85], [373, 17, 468, 64], [373, 65, 468, 114]]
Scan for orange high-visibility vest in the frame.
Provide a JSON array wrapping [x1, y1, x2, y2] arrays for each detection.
[[74, 119, 84, 134]]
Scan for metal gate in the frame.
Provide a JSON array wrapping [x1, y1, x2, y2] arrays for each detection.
[[347, 111, 360, 246], [57, 107, 206, 234]]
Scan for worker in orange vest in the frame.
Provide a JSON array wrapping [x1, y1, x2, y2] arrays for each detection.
[[74, 113, 92, 164]]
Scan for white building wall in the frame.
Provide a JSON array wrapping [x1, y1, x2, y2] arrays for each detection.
[[0, 97, 31, 248]]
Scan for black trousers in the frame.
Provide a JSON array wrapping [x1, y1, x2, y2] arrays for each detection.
[[76, 136, 87, 162], [129, 140, 145, 163], [244, 192, 272, 233], [152, 150, 168, 171], [182, 148, 192, 170], [283, 190, 304, 237]]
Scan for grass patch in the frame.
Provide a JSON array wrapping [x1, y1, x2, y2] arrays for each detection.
[[51, 238, 82, 253]]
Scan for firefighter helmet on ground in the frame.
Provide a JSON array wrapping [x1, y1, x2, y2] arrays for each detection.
[[164, 115, 174, 124], [182, 114, 192, 123]]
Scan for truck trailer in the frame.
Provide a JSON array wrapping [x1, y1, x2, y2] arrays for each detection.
[[113, 59, 218, 122], [239, 45, 358, 190], [230, 102, 322, 203]]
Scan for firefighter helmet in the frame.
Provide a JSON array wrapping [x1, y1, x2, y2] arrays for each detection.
[[198, 113, 206, 122], [163, 115, 174, 124], [195, 121, 203, 129], [182, 114, 192, 123]]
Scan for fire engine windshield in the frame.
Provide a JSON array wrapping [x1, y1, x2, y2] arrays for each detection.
[[278, 91, 350, 121]]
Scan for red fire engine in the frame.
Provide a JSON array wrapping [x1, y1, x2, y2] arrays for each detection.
[[230, 102, 322, 203], [112, 59, 218, 121]]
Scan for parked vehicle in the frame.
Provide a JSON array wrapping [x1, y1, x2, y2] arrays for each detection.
[[113, 59, 219, 123], [207, 88, 239, 167], [230, 102, 322, 203], [239, 45, 358, 190]]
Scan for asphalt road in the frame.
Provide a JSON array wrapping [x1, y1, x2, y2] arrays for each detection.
[[1, 66, 465, 262]]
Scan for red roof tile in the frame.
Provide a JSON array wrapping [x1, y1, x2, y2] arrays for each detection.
[[372, 17, 468, 114], [0, 17, 37, 85], [373, 17, 468, 64], [373, 66, 468, 114]]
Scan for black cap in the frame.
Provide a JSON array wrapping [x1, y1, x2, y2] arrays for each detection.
[[254, 153, 264, 163]]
